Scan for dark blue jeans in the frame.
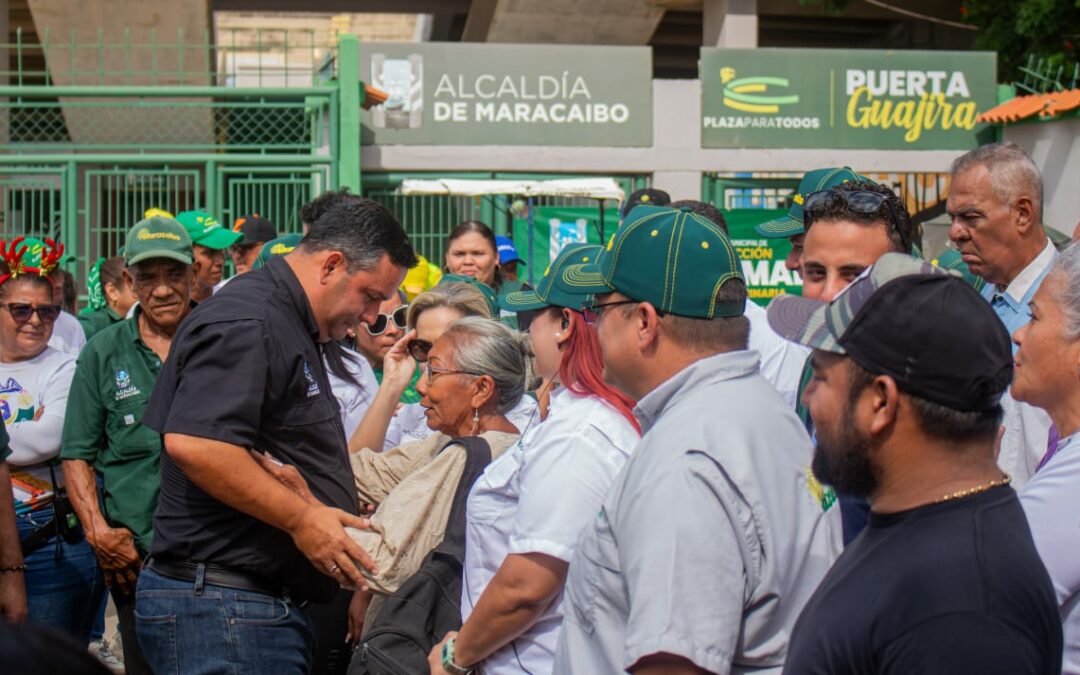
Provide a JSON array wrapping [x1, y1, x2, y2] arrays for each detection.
[[17, 503, 106, 646], [135, 566, 315, 675]]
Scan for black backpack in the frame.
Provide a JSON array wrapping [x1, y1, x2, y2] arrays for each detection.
[[349, 436, 493, 675]]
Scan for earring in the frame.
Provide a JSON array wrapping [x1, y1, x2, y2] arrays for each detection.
[[470, 407, 480, 435], [554, 332, 562, 338]]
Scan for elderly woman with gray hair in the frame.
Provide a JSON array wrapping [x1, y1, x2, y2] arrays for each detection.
[[1012, 242, 1080, 674], [257, 316, 531, 637]]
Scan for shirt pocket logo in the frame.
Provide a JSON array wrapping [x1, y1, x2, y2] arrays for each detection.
[[303, 362, 320, 397], [114, 369, 142, 401]]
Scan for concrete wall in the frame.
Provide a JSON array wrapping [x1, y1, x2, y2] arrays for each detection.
[[362, 79, 971, 197], [1005, 118, 1080, 236]]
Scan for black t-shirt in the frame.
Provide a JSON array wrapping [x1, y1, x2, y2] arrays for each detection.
[[784, 485, 1062, 675], [143, 256, 358, 603]]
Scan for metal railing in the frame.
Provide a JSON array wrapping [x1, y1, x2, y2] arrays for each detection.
[[0, 86, 334, 153], [1015, 55, 1080, 95]]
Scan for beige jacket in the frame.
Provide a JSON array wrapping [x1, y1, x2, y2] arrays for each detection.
[[346, 429, 519, 595]]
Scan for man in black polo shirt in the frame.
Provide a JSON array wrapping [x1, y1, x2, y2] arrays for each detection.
[[769, 254, 1062, 675], [136, 200, 417, 674]]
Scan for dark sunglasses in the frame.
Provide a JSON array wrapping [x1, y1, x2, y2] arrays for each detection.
[[407, 338, 434, 362], [804, 189, 890, 218], [365, 305, 409, 336], [4, 302, 62, 324]]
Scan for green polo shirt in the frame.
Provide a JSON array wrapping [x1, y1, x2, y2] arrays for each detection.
[[61, 308, 164, 553], [78, 306, 124, 341]]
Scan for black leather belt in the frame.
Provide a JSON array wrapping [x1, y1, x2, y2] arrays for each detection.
[[148, 557, 287, 598]]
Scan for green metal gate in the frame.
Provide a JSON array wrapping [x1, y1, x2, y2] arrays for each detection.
[[365, 172, 650, 263], [0, 168, 66, 241], [219, 165, 331, 234], [0, 27, 361, 301]]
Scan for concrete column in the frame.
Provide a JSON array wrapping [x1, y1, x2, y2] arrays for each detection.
[[652, 171, 703, 200], [704, 0, 758, 48]]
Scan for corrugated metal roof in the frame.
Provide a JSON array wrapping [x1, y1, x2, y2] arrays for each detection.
[[978, 89, 1080, 124]]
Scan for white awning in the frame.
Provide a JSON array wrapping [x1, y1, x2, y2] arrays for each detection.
[[398, 177, 625, 202]]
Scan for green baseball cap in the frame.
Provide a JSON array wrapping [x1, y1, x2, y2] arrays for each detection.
[[930, 248, 986, 293], [175, 210, 242, 250], [438, 274, 500, 319], [124, 216, 194, 266], [501, 243, 602, 312], [756, 167, 865, 239], [252, 233, 303, 270], [560, 205, 744, 319]]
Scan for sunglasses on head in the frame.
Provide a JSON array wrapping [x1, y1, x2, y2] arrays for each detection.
[[3, 302, 62, 325], [407, 338, 433, 362], [804, 189, 891, 219], [365, 305, 409, 336]]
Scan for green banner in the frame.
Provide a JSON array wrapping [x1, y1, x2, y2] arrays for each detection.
[[701, 48, 996, 150], [360, 43, 652, 147], [510, 206, 801, 306], [725, 209, 802, 305], [511, 206, 615, 285]]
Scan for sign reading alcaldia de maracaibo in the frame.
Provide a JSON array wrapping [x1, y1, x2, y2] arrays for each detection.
[[700, 48, 997, 149], [360, 43, 653, 146]]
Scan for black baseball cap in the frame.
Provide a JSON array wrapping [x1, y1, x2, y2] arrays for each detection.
[[768, 253, 1012, 412], [621, 188, 670, 218], [231, 214, 278, 245]]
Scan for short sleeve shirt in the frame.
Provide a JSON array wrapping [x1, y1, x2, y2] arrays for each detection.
[[553, 351, 843, 675], [785, 486, 1061, 675], [143, 256, 359, 603], [462, 389, 640, 675], [78, 306, 124, 341], [61, 308, 166, 553], [1021, 431, 1080, 673]]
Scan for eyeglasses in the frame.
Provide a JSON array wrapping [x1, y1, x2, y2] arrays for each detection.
[[424, 363, 483, 385], [804, 189, 892, 219], [407, 338, 434, 362], [229, 243, 260, 258], [583, 299, 639, 324], [3, 302, 62, 325], [365, 305, 409, 336]]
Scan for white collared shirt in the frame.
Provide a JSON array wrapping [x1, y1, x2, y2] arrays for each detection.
[[1021, 431, 1080, 674], [996, 238, 1056, 302], [462, 388, 640, 675], [554, 350, 843, 675]]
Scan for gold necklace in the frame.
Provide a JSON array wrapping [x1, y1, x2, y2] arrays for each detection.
[[934, 474, 1012, 504]]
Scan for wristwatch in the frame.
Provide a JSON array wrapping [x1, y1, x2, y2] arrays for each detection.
[[441, 638, 474, 675]]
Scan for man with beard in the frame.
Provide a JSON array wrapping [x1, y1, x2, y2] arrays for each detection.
[[795, 179, 916, 543], [769, 253, 1062, 675]]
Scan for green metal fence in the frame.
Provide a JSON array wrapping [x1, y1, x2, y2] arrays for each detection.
[[219, 166, 331, 234], [0, 28, 360, 302], [0, 169, 66, 241], [365, 173, 649, 263]]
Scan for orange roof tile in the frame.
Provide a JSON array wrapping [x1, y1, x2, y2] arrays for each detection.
[[978, 89, 1080, 125], [362, 83, 389, 110]]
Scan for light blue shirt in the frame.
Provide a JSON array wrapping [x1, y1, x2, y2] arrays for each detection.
[[980, 240, 1057, 351]]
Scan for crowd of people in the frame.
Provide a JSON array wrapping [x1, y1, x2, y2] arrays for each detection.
[[0, 141, 1077, 675]]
